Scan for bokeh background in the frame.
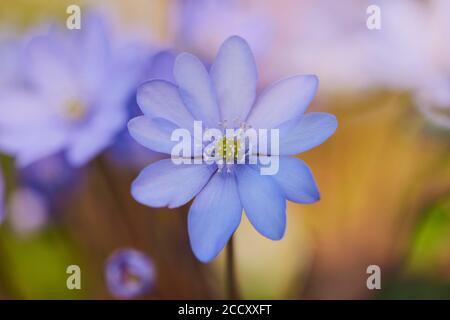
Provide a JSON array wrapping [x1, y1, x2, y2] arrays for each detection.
[[1, 0, 450, 299]]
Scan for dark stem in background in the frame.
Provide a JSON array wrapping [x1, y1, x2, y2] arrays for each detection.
[[95, 157, 138, 246], [226, 235, 240, 300]]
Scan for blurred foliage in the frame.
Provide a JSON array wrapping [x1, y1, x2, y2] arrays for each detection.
[[379, 278, 450, 300], [0, 154, 15, 194], [0, 226, 87, 299], [375, 194, 450, 299], [0, 0, 76, 27], [407, 197, 450, 276]]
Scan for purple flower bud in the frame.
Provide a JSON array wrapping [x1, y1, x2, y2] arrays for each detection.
[[105, 248, 155, 299]]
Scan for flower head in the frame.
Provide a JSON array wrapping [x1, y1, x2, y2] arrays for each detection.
[[175, 0, 273, 59], [7, 153, 82, 235], [8, 187, 48, 236], [128, 36, 337, 262], [108, 50, 176, 169], [105, 248, 155, 299], [0, 14, 144, 167]]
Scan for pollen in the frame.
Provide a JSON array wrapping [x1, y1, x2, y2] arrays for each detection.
[[216, 136, 241, 163], [66, 100, 87, 121]]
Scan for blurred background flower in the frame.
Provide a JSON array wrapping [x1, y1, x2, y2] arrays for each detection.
[[0, 12, 147, 167], [0, 0, 449, 300], [105, 248, 155, 299], [7, 154, 81, 236], [107, 50, 176, 169]]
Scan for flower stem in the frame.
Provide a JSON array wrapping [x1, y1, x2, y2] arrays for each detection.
[[226, 235, 240, 300], [95, 157, 139, 246]]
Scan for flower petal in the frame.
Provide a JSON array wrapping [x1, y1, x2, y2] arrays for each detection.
[[235, 165, 286, 240], [146, 50, 176, 82], [0, 91, 69, 167], [0, 91, 56, 128], [246, 75, 318, 129], [278, 112, 337, 155], [210, 36, 257, 123], [66, 130, 114, 167], [188, 172, 242, 262], [77, 14, 111, 96], [25, 34, 76, 99], [67, 106, 127, 166], [128, 116, 179, 154], [137, 80, 195, 128], [272, 156, 320, 203], [0, 128, 68, 168], [173, 52, 220, 127], [132, 159, 216, 209]]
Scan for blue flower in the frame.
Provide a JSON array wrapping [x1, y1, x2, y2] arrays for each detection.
[[108, 50, 177, 169], [175, 0, 273, 59], [128, 36, 337, 262], [0, 36, 23, 88], [105, 248, 155, 299], [8, 187, 48, 235], [0, 14, 144, 167], [7, 153, 83, 235], [19, 153, 81, 202]]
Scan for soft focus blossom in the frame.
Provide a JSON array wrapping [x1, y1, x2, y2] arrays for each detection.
[[415, 76, 450, 129], [269, 0, 431, 92], [8, 187, 48, 236], [105, 248, 155, 299], [108, 50, 176, 169], [0, 14, 144, 167], [174, 0, 273, 59], [412, 0, 450, 128], [0, 37, 22, 88], [19, 153, 80, 204], [7, 154, 81, 235], [128, 36, 337, 262], [173, 0, 445, 95]]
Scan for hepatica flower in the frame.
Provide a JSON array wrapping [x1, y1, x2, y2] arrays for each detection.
[[108, 50, 176, 168], [128, 36, 337, 262], [8, 187, 48, 235], [7, 153, 81, 235], [105, 248, 155, 299], [0, 14, 143, 167]]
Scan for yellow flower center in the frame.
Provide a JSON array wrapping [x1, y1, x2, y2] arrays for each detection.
[[216, 136, 241, 162], [65, 100, 86, 121]]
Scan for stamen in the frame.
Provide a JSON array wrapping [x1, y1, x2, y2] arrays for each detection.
[[65, 100, 86, 121], [211, 119, 251, 173]]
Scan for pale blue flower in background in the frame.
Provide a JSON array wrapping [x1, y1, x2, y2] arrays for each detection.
[[0, 37, 22, 88], [7, 153, 82, 235], [108, 50, 176, 169], [411, 0, 450, 129], [8, 187, 48, 236], [173, 0, 448, 96], [105, 248, 155, 299], [0, 13, 145, 167], [128, 36, 337, 262], [174, 0, 273, 60], [415, 76, 450, 129], [19, 153, 81, 201]]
